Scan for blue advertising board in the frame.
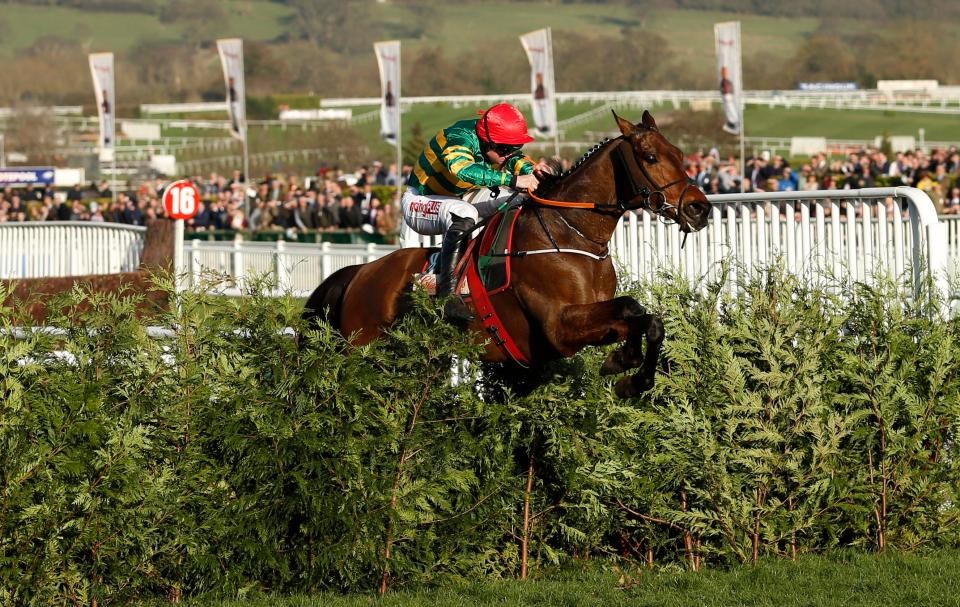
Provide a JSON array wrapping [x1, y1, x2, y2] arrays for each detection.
[[798, 82, 859, 91], [0, 167, 55, 186]]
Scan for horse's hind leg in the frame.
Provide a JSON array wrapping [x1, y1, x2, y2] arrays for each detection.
[[550, 296, 663, 398]]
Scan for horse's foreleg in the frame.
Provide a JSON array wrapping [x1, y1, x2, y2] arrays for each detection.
[[550, 296, 663, 398], [595, 300, 663, 398], [604, 312, 663, 398]]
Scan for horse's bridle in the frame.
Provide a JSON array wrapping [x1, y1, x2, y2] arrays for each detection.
[[612, 137, 695, 217], [526, 137, 695, 226]]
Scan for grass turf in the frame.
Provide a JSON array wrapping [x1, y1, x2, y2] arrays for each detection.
[[173, 550, 960, 607]]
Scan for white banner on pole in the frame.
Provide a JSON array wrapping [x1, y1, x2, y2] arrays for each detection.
[[217, 38, 247, 141], [714, 21, 742, 135], [89, 53, 115, 162], [374, 40, 401, 146], [519, 28, 557, 138]]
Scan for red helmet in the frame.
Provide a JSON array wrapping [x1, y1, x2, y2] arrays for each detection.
[[476, 103, 535, 145]]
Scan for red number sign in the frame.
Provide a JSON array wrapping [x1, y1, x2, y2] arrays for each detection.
[[163, 180, 200, 220]]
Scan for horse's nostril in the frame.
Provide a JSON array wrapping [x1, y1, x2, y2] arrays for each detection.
[[689, 201, 709, 217]]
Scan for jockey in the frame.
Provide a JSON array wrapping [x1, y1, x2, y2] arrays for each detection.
[[402, 103, 542, 326]]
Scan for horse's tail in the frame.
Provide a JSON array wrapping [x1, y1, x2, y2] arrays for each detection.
[[302, 264, 362, 333]]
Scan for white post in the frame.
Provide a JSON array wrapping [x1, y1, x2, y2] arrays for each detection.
[[190, 238, 201, 291], [174, 219, 184, 294], [320, 241, 332, 281], [69, 225, 81, 276], [275, 239, 287, 294], [233, 239, 245, 292], [927, 223, 949, 316]]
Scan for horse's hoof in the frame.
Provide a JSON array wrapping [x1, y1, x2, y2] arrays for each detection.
[[600, 351, 626, 376], [602, 349, 642, 376], [615, 373, 654, 398]]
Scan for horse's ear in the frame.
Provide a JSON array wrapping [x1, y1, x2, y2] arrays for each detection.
[[640, 110, 659, 132], [612, 109, 637, 137]]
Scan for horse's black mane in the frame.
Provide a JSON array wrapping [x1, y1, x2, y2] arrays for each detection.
[[534, 137, 617, 193]]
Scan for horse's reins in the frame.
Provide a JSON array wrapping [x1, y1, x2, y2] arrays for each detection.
[[451, 136, 692, 257], [449, 187, 611, 262]]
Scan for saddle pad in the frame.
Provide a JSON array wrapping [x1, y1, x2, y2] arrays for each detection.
[[476, 206, 523, 295], [464, 249, 529, 367]]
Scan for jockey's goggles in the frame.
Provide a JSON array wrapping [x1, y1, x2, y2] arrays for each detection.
[[490, 143, 523, 156]]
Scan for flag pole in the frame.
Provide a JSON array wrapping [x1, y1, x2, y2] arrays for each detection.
[[241, 39, 250, 220], [112, 154, 117, 206], [396, 127, 403, 205], [548, 27, 559, 158], [243, 130, 250, 218], [110, 65, 116, 207], [396, 43, 403, 207], [737, 21, 745, 193]]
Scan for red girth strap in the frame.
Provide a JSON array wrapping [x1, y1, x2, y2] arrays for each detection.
[[465, 258, 530, 367]]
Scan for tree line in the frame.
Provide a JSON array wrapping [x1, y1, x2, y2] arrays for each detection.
[[1, 26, 959, 111], [15, 0, 948, 21]]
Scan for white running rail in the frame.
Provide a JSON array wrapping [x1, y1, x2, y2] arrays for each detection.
[[3, 189, 948, 306], [609, 187, 947, 300], [182, 240, 398, 297], [0, 222, 145, 279], [398, 188, 949, 301]]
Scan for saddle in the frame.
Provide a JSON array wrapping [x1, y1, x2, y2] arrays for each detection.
[[414, 205, 529, 366]]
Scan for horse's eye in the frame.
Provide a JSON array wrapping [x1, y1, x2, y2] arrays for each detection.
[[644, 154, 657, 164]]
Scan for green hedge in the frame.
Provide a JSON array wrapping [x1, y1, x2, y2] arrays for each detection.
[[1, 268, 959, 604]]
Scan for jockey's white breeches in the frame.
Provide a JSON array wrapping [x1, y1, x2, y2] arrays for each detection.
[[401, 187, 515, 236]]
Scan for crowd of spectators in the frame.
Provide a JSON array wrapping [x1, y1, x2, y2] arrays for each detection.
[[3, 146, 960, 229], [0, 161, 404, 240], [687, 145, 960, 214]]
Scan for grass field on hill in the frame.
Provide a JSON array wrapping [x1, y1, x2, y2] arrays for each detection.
[[0, 1, 862, 91], [274, 98, 960, 147], [744, 106, 960, 140], [169, 551, 960, 607], [0, 1, 294, 55], [561, 103, 960, 143], [269, 102, 960, 160], [0, 2, 833, 60]]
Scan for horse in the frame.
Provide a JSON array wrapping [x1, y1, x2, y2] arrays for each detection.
[[303, 111, 711, 398]]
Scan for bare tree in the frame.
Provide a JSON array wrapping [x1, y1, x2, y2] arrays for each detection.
[[4, 104, 61, 165]]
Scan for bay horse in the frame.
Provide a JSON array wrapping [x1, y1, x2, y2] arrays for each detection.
[[303, 111, 710, 397]]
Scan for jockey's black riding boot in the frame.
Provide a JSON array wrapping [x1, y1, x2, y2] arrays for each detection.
[[437, 215, 476, 327]]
